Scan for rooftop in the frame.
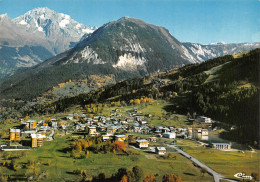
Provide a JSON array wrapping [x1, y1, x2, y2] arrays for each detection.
[[156, 147, 166, 150]]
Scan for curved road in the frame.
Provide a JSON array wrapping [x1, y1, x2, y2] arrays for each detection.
[[48, 129, 55, 141], [167, 144, 236, 182]]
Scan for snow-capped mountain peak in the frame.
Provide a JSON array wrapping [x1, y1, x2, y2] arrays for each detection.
[[209, 41, 226, 45], [0, 13, 10, 24], [0, 13, 8, 19], [12, 7, 97, 54], [13, 7, 95, 36]]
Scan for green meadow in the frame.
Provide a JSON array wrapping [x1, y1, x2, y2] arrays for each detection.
[[177, 139, 260, 180], [0, 135, 213, 181]]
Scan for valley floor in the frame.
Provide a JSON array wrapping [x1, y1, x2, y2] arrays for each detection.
[[0, 100, 259, 182]]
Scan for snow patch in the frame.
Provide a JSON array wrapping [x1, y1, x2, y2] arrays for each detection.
[[40, 14, 45, 19], [0, 14, 8, 19], [59, 19, 70, 28], [76, 23, 81, 29], [33, 20, 44, 32], [19, 20, 28, 25], [38, 27, 44, 32], [209, 42, 226, 45]]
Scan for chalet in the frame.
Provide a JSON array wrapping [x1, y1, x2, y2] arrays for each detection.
[[115, 134, 127, 141], [51, 118, 57, 122], [201, 129, 208, 135], [188, 128, 193, 134], [79, 114, 86, 119], [86, 117, 93, 122], [113, 120, 119, 125], [126, 118, 134, 122], [155, 147, 166, 155], [93, 117, 99, 123], [169, 127, 175, 132], [99, 116, 106, 122], [192, 128, 208, 140], [99, 125, 107, 132], [10, 129, 20, 140], [31, 134, 44, 148], [66, 114, 74, 120], [60, 121, 67, 129], [51, 121, 58, 128], [136, 139, 149, 148], [102, 134, 112, 141], [38, 131, 47, 138], [88, 126, 97, 136], [211, 143, 231, 150], [120, 120, 128, 125], [41, 123, 48, 130], [76, 123, 86, 131], [133, 126, 141, 133], [136, 115, 144, 121], [139, 120, 147, 125], [107, 126, 117, 134], [162, 132, 176, 139], [136, 110, 142, 114], [149, 137, 157, 142], [197, 116, 212, 123], [154, 126, 163, 134], [25, 120, 37, 129]]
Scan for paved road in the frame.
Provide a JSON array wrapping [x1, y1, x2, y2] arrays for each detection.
[[167, 144, 236, 182], [48, 129, 55, 141]]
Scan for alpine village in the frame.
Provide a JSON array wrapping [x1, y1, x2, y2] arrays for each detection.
[[0, 5, 259, 182]]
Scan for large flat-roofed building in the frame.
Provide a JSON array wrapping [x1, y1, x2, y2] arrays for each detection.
[[211, 143, 231, 150], [31, 134, 44, 148], [10, 129, 21, 140], [25, 120, 37, 129]]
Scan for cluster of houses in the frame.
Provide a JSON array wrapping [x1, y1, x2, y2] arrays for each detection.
[[9, 120, 47, 148], [4, 107, 231, 153]]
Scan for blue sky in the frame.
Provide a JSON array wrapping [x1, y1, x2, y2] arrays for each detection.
[[0, 0, 259, 44]]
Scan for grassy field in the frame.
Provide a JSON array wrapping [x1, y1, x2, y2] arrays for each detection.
[[101, 100, 191, 127], [203, 62, 230, 84], [177, 139, 260, 180], [0, 134, 213, 181], [2, 100, 255, 181], [232, 51, 250, 59]]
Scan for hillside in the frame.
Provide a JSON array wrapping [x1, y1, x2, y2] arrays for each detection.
[[28, 48, 258, 147], [183, 42, 260, 62], [0, 17, 197, 100]]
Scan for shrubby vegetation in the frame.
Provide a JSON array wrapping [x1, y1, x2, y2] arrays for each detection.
[[69, 136, 127, 159]]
